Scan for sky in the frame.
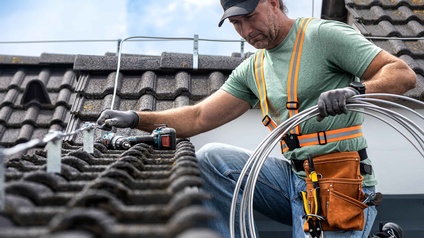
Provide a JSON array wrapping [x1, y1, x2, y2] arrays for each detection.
[[0, 0, 322, 57]]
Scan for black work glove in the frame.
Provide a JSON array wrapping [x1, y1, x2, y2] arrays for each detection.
[[96, 110, 139, 130], [317, 87, 359, 122]]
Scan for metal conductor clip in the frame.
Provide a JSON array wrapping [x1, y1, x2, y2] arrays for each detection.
[[83, 122, 94, 153]]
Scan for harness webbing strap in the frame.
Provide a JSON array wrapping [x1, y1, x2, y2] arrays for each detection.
[[254, 50, 277, 131], [253, 18, 362, 153], [253, 18, 312, 132], [281, 125, 363, 152], [287, 18, 312, 134]]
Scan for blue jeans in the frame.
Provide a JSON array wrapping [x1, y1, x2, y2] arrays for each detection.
[[196, 143, 377, 238]]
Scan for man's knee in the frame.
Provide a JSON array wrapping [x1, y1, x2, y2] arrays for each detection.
[[196, 142, 226, 167], [196, 143, 251, 174]]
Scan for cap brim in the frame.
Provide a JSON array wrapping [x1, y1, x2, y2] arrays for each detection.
[[218, 0, 259, 27]]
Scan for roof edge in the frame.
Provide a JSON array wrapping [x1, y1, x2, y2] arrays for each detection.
[[74, 52, 248, 72]]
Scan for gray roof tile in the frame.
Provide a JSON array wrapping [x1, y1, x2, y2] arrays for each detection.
[[346, 0, 424, 99], [65, 53, 236, 139], [0, 88, 19, 107], [1, 142, 218, 237], [74, 52, 244, 72], [0, 55, 40, 65], [345, 0, 424, 9], [0, 58, 78, 146], [0, 106, 13, 123], [39, 53, 76, 64]]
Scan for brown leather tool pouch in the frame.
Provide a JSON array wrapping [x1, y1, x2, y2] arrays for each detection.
[[303, 151, 367, 231]]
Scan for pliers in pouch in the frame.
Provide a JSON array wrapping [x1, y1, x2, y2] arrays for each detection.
[[301, 154, 325, 238]]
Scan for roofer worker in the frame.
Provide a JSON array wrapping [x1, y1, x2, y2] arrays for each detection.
[[97, 0, 416, 237]]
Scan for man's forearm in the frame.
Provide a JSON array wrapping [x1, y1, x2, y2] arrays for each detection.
[[135, 106, 203, 138], [363, 60, 416, 95], [364, 62, 416, 95], [132, 89, 251, 138]]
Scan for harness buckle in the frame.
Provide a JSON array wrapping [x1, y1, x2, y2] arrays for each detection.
[[282, 134, 300, 151], [286, 101, 299, 110], [317, 131, 327, 145], [262, 115, 271, 127]]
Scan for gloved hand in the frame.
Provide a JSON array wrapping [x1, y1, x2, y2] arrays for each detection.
[[317, 87, 359, 122], [96, 110, 139, 130]]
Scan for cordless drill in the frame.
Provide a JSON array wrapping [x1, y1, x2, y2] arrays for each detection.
[[102, 126, 177, 150]]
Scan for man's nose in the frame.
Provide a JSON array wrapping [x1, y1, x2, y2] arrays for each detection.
[[239, 22, 253, 39]]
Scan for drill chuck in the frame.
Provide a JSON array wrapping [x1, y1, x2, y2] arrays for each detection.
[[103, 133, 132, 150]]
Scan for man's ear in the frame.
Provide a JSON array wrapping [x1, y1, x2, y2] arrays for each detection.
[[268, 0, 280, 11]]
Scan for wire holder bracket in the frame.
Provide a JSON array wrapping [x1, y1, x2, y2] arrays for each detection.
[[83, 122, 94, 153], [46, 131, 63, 173]]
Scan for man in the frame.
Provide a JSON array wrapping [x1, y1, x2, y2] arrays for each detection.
[[97, 0, 416, 237]]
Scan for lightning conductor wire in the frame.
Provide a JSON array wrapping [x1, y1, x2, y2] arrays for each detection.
[[231, 93, 424, 238], [244, 109, 319, 238], [230, 106, 319, 238]]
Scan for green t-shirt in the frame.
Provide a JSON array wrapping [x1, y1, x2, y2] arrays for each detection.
[[221, 18, 382, 186]]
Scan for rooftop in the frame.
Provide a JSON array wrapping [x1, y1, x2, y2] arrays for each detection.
[[0, 0, 423, 236]]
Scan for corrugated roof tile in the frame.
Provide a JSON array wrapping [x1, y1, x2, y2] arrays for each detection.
[[55, 88, 73, 106], [134, 94, 156, 111], [406, 20, 424, 37], [0, 106, 13, 123], [400, 54, 422, 74], [51, 105, 70, 126], [174, 95, 192, 108], [120, 74, 152, 98], [2, 88, 19, 107], [16, 124, 35, 143], [378, 20, 401, 36], [8, 70, 26, 89], [346, 0, 424, 98], [1, 128, 19, 144], [0, 57, 77, 147], [60, 70, 76, 89], [0, 140, 219, 237], [22, 107, 39, 126]]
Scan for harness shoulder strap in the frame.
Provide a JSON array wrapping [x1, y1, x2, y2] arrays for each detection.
[[253, 18, 312, 132], [254, 49, 277, 131], [287, 17, 313, 134]]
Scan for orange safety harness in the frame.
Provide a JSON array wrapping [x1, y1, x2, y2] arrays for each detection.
[[253, 18, 364, 153]]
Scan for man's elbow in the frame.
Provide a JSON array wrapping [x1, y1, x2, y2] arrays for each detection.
[[404, 66, 417, 92], [407, 69, 417, 90], [397, 59, 417, 93]]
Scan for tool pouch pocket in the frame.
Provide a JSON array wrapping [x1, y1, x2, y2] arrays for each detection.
[[303, 151, 367, 231]]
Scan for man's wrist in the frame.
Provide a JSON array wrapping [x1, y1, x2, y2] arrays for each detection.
[[129, 110, 140, 128], [349, 82, 366, 94]]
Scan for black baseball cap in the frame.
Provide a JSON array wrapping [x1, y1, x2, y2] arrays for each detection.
[[218, 0, 260, 27]]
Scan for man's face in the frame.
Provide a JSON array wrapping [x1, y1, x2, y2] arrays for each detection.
[[228, 0, 280, 49]]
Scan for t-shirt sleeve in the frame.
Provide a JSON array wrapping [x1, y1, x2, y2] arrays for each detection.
[[317, 20, 382, 78], [220, 56, 259, 108]]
